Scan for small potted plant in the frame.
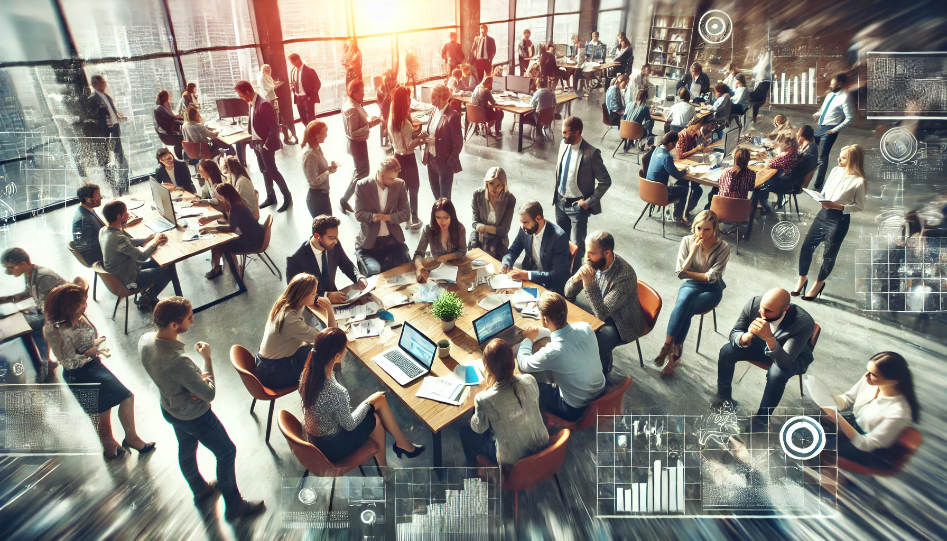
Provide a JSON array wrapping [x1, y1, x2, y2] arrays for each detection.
[[431, 290, 463, 332], [437, 339, 451, 358]]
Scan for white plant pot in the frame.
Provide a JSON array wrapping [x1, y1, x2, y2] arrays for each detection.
[[441, 319, 456, 332]]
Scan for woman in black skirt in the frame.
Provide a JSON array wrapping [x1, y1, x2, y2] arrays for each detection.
[[299, 328, 424, 467], [199, 183, 265, 280], [44, 284, 155, 460]]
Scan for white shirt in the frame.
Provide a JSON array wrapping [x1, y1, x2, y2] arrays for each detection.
[[529, 222, 548, 279], [732, 86, 748, 106], [557, 140, 583, 198], [833, 377, 912, 452], [768, 312, 786, 336], [376, 180, 390, 237], [309, 240, 325, 275], [95, 90, 119, 127], [816, 89, 854, 131], [294, 65, 307, 96], [426, 104, 447, 157], [668, 101, 695, 127], [249, 95, 262, 141], [820, 167, 866, 214]]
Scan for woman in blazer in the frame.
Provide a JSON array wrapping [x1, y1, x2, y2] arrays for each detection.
[[301, 120, 338, 218], [198, 183, 265, 280], [469, 167, 516, 260], [154, 148, 196, 194], [415, 198, 466, 283], [181, 105, 233, 156]]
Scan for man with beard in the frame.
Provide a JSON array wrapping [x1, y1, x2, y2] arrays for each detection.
[[501, 200, 570, 295], [713, 288, 815, 432], [564, 231, 645, 375]]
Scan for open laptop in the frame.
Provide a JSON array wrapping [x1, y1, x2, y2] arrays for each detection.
[[143, 180, 177, 233], [473, 301, 515, 347], [371, 322, 437, 386]]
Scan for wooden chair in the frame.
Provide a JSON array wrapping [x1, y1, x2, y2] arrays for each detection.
[[838, 427, 923, 477], [635, 281, 662, 368], [231, 345, 300, 443], [543, 377, 632, 431], [694, 308, 718, 354], [67, 241, 98, 301], [464, 104, 490, 144], [743, 323, 821, 397], [476, 429, 571, 521], [532, 107, 556, 141], [231, 214, 281, 280], [633, 176, 680, 238], [92, 262, 145, 335], [613, 120, 644, 161], [710, 195, 754, 254], [599, 104, 617, 141]]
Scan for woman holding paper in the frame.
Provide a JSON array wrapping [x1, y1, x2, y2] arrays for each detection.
[[300, 328, 423, 467], [415, 198, 467, 283], [255, 273, 336, 388], [793, 144, 866, 300]]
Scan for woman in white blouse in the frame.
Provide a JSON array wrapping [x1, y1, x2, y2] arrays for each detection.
[[257, 64, 296, 145], [300, 120, 339, 218], [823, 351, 920, 468], [794, 144, 866, 300]]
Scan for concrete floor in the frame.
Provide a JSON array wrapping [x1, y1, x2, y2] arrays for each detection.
[[0, 90, 945, 540]]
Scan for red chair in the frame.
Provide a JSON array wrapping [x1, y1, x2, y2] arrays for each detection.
[[635, 281, 662, 368], [634, 175, 680, 239], [745, 323, 821, 397], [568, 241, 579, 273], [92, 262, 145, 335], [543, 377, 632, 431], [477, 429, 571, 521], [600, 103, 617, 141], [837, 427, 923, 476], [230, 345, 299, 443], [464, 104, 490, 144], [181, 141, 213, 161]]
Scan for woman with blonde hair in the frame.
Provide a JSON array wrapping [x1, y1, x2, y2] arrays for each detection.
[[767, 114, 793, 140], [469, 167, 517, 259], [794, 144, 866, 300], [258, 64, 296, 145], [461, 63, 479, 90], [301, 120, 339, 218]]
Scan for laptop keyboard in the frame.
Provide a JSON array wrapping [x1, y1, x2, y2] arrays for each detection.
[[144, 217, 175, 233], [385, 350, 423, 378]]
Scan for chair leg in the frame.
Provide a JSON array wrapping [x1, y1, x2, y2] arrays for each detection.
[[124, 297, 129, 335], [735, 225, 741, 255], [261, 251, 282, 280], [265, 399, 276, 442], [713, 309, 718, 332], [302, 469, 310, 478], [112, 295, 122, 319], [359, 464, 365, 476], [613, 139, 623, 158], [553, 472, 567, 503], [328, 478, 336, 512], [696, 314, 704, 353], [636, 339, 643, 368], [794, 195, 801, 221], [661, 207, 666, 238], [633, 203, 650, 230], [250, 397, 257, 414], [513, 491, 519, 522], [799, 375, 804, 397], [92, 274, 97, 301]]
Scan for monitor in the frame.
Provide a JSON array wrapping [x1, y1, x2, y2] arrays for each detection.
[[554, 43, 568, 56], [507, 75, 532, 95], [150, 179, 176, 224], [723, 126, 741, 158], [491, 76, 506, 93], [216, 98, 249, 119], [473, 301, 515, 345], [399, 322, 437, 369]]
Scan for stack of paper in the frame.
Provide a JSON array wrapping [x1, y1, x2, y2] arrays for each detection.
[[429, 264, 459, 283], [448, 361, 485, 386], [489, 274, 522, 290], [385, 272, 417, 287], [803, 375, 837, 409], [380, 292, 411, 309], [0, 299, 36, 317], [521, 302, 540, 319], [511, 287, 539, 308], [334, 301, 379, 322], [416, 376, 467, 406], [344, 275, 378, 303], [477, 293, 511, 310], [347, 318, 385, 339], [413, 283, 444, 303]]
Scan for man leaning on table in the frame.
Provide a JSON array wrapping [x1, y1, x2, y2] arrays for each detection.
[[286, 214, 367, 303], [100, 200, 173, 312], [501, 200, 571, 295]]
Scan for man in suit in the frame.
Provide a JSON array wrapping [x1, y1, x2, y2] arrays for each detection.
[[422, 84, 463, 200], [288, 53, 321, 128], [287, 215, 367, 303], [501, 200, 571, 295], [553, 116, 612, 273], [154, 148, 197, 194], [354, 157, 411, 276], [235, 80, 292, 212], [713, 288, 815, 431], [470, 24, 496, 82], [441, 31, 465, 76], [72, 183, 106, 265], [85, 74, 129, 194]]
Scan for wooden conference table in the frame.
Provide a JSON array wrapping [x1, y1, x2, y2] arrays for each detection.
[[456, 90, 579, 152], [344, 248, 603, 467]]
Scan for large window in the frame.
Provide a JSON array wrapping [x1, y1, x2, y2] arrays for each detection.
[[398, 29, 456, 81], [180, 49, 260, 119], [277, 0, 348, 39], [516, 0, 548, 19], [596, 10, 623, 54], [167, 0, 256, 51], [515, 18, 548, 50], [283, 40, 347, 111], [0, 2, 69, 63], [60, 0, 173, 59], [552, 14, 580, 43], [481, 0, 510, 23]]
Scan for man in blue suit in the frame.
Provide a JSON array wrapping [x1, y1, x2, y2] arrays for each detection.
[[501, 200, 571, 294]]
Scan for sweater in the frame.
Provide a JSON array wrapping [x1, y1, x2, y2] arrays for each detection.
[[139, 332, 214, 420]]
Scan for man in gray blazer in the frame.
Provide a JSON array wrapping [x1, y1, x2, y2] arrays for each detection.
[[354, 157, 411, 276], [714, 288, 815, 431], [422, 84, 463, 200], [501, 201, 571, 294], [553, 116, 611, 273]]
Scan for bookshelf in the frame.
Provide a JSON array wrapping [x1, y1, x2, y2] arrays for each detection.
[[647, 3, 696, 96]]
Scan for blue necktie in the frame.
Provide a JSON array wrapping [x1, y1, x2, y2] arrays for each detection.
[[818, 93, 835, 126], [558, 148, 571, 196]]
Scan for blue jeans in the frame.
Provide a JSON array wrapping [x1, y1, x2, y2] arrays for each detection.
[[666, 280, 722, 345], [813, 124, 840, 191], [356, 237, 410, 276], [538, 382, 589, 422], [716, 336, 802, 417], [162, 407, 243, 507], [137, 259, 175, 301]]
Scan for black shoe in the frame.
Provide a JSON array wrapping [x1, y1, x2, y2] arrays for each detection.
[[259, 197, 276, 209], [135, 295, 155, 312], [205, 266, 223, 280], [340, 200, 355, 214], [392, 443, 425, 459], [277, 198, 292, 213], [194, 480, 220, 503], [225, 499, 265, 521], [122, 439, 156, 454], [791, 278, 808, 297], [802, 282, 825, 301]]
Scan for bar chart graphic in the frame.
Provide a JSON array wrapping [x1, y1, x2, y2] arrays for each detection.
[[394, 467, 501, 540]]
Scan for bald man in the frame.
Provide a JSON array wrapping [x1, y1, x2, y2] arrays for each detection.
[[713, 288, 815, 430]]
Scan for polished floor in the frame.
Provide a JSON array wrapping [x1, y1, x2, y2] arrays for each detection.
[[0, 88, 945, 540]]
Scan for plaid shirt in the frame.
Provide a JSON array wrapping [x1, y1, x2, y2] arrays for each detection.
[[718, 167, 757, 199], [766, 146, 800, 174], [676, 129, 698, 156]]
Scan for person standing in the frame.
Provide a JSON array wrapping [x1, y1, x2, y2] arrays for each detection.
[[627, 64, 652, 105], [811, 74, 854, 191], [140, 297, 265, 520], [354, 158, 412, 275], [235, 80, 292, 212], [517, 29, 534, 76], [388, 86, 426, 228], [288, 53, 321, 128], [676, 62, 711, 98], [85, 75, 129, 194], [301, 120, 339, 218], [470, 24, 497, 82], [422, 84, 464, 201], [258, 64, 296, 145], [153, 90, 184, 159], [72, 182, 106, 265], [338, 80, 383, 214], [748, 50, 772, 123], [442, 32, 466, 76], [342, 39, 363, 89]]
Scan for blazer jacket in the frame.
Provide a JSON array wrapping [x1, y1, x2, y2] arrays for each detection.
[[86, 91, 120, 136], [729, 296, 815, 375], [470, 35, 497, 63], [470, 188, 516, 253], [354, 177, 410, 249], [249, 94, 282, 151], [153, 105, 182, 136], [290, 64, 322, 103], [422, 107, 463, 174], [153, 161, 197, 194], [564, 254, 645, 343], [502, 221, 570, 294], [286, 240, 363, 294], [72, 205, 105, 265], [553, 139, 612, 214]]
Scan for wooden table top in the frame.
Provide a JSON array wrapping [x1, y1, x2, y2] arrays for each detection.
[[345, 248, 602, 433], [0, 312, 32, 342], [217, 130, 251, 146], [674, 155, 777, 188], [97, 189, 239, 267], [455, 90, 578, 114]]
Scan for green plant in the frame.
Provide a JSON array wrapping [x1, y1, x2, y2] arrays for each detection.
[[430, 291, 463, 322], [438, 339, 450, 348]]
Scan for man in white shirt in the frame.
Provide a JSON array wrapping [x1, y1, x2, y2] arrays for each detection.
[[811, 73, 854, 190], [338, 80, 382, 214], [626, 64, 651, 105], [470, 24, 496, 82], [500, 200, 571, 294], [85, 74, 130, 194], [353, 158, 411, 275], [668, 88, 696, 132], [288, 53, 321, 128]]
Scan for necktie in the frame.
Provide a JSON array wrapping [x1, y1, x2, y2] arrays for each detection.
[[818, 93, 835, 126], [558, 147, 572, 196], [480, 37, 486, 58], [320, 250, 330, 288]]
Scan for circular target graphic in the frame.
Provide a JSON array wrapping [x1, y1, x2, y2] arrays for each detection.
[[698, 10, 733, 45], [298, 487, 317, 505], [772, 221, 801, 250], [779, 416, 826, 460], [880, 127, 918, 164]]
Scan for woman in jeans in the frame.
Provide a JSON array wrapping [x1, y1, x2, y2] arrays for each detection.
[[655, 210, 730, 377], [300, 120, 339, 218], [388, 86, 426, 229]]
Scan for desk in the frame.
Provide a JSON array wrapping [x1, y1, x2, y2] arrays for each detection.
[[0, 312, 32, 342], [456, 91, 579, 152], [345, 248, 602, 466]]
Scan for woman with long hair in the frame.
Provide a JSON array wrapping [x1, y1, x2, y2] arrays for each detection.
[[823, 352, 920, 469], [623, 87, 654, 150], [459, 338, 548, 468], [301, 120, 339, 218], [717, 148, 757, 200], [153, 89, 184, 157], [257, 273, 336, 388], [472, 75, 503, 137], [469, 167, 517, 260], [195, 158, 224, 201], [197, 183, 265, 279], [794, 144, 866, 300], [300, 328, 423, 467], [181, 105, 234, 156], [415, 198, 467, 283], [461, 64, 478, 90], [389, 85, 426, 229], [177, 82, 200, 115], [44, 284, 155, 460], [219, 156, 260, 219], [258, 64, 296, 145]]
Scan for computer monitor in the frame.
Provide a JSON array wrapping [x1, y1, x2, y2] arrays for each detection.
[[216, 98, 249, 119], [491, 76, 506, 92], [150, 179, 176, 224], [554, 43, 568, 56], [723, 126, 741, 158], [473, 301, 515, 346], [399, 322, 437, 369], [506, 75, 532, 95]]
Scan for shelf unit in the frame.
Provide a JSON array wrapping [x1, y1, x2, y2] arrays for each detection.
[[646, 3, 696, 93]]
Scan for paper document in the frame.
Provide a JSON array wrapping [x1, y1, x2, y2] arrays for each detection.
[[413, 283, 444, 303], [380, 292, 411, 309], [334, 301, 379, 322], [511, 287, 538, 307], [344, 275, 378, 303], [448, 362, 485, 386], [689, 164, 713, 174], [385, 272, 417, 287], [416, 376, 467, 406], [702, 168, 725, 182], [489, 274, 523, 290], [346, 318, 385, 339], [0, 299, 37, 317], [803, 188, 829, 202], [803, 375, 837, 409], [521, 302, 540, 319], [478, 293, 511, 311], [429, 264, 459, 283]]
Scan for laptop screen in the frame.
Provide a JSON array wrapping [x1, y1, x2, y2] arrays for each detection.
[[150, 179, 176, 223], [473, 301, 515, 345], [399, 322, 437, 369]]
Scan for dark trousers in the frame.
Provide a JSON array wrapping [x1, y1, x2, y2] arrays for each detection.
[[538, 382, 587, 422], [717, 336, 804, 417], [459, 424, 498, 467], [518, 58, 529, 75], [671, 180, 702, 218], [799, 208, 850, 282], [755, 171, 794, 209], [24, 310, 49, 378], [255, 345, 310, 389], [356, 236, 410, 276], [306, 189, 332, 218], [93, 126, 129, 194], [137, 259, 175, 301], [474, 59, 492, 82], [162, 407, 243, 508], [554, 195, 589, 274], [295, 96, 316, 128], [595, 317, 625, 375], [342, 139, 371, 203], [254, 144, 290, 201], [834, 412, 897, 469], [484, 107, 503, 132], [426, 156, 454, 201], [748, 82, 770, 122], [812, 124, 840, 191], [395, 152, 420, 218]]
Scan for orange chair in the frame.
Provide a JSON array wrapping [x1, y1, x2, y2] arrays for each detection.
[[600, 103, 617, 141], [181, 141, 213, 161], [543, 377, 632, 431], [612, 120, 644, 161], [837, 427, 923, 476], [634, 175, 681, 238], [464, 104, 490, 144], [230, 214, 281, 280], [536, 107, 556, 142], [230, 345, 299, 442], [477, 429, 571, 521], [568, 241, 579, 274], [635, 281, 662, 368], [67, 241, 98, 301], [92, 262, 145, 334], [694, 307, 718, 354], [745, 323, 820, 397], [710, 195, 753, 254]]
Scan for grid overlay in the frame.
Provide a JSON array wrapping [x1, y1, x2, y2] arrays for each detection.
[[279, 475, 385, 532], [855, 236, 946, 312], [394, 467, 500, 540]]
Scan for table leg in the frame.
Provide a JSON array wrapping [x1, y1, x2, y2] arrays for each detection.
[[745, 192, 759, 241], [191, 253, 249, 314], [518, 115, 524, 153], [171, 264, 182, 296], [433, 430, 442, 468]]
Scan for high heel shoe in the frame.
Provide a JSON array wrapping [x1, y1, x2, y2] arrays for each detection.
[[122, 439, 157, 454], [791, 278, 808, 297], [653, 343, 674, 367], [802, 282, 825, 301], [104, 445, 127, 461], [392, 443, 425, 459]]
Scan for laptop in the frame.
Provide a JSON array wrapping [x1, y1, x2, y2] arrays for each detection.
[[371, 322, 437, 386], [143, 180, 177, 233], [473, 301, 515, 347]]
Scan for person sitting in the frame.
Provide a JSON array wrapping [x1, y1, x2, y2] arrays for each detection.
[[676, 62, 711, 99], [654, 211, 730, 377], [516, 292, 606, 422], [460, 338, 549, 468], [731, 74, 750, 117], [153, 148, 197, 194], [220, 157, 261, 219], [192, 159, 260, 220], [709, 82, 732, 135], [540, 41, 569, 87], [197, 184, 266, 280], [668, 88, 696, 132], [472, 76, 503, 138], [713, 288, 815, 431], [44, 283, 154, 460], [623, 88, 654, 150], [194, 158, 223, 201], [181, 105, 233, 157], [521, 78, 557, 139], [767, 114, 793, 141], [613, 35, 634, 77], [469, 167, 517, 260], [447, 68, 467, 93], [823, 352, 920, 469], [100, 200, 172, 311], [287, 215, 367, 303], [72, 182, 106, 264], [153, 89, 183, 159], [646, 132, 695, 222], [605, 74, 627, 125], [461, 63, 479, 90], [500, 200, 571, 295], [758, 134, 800, 211], [717, 148, 757, 200], [627, 64, 651, 105], [257, 273, 336, 389], [177, 82, 200, 115], [414, 198, 466, 283], [300, 327, 423, 468], [675, 117, 713, 160], [722, 63, 739, 91], [564, 231, 644, 375], [354, 157, 411, 276], [794, 125, 818, 184]]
